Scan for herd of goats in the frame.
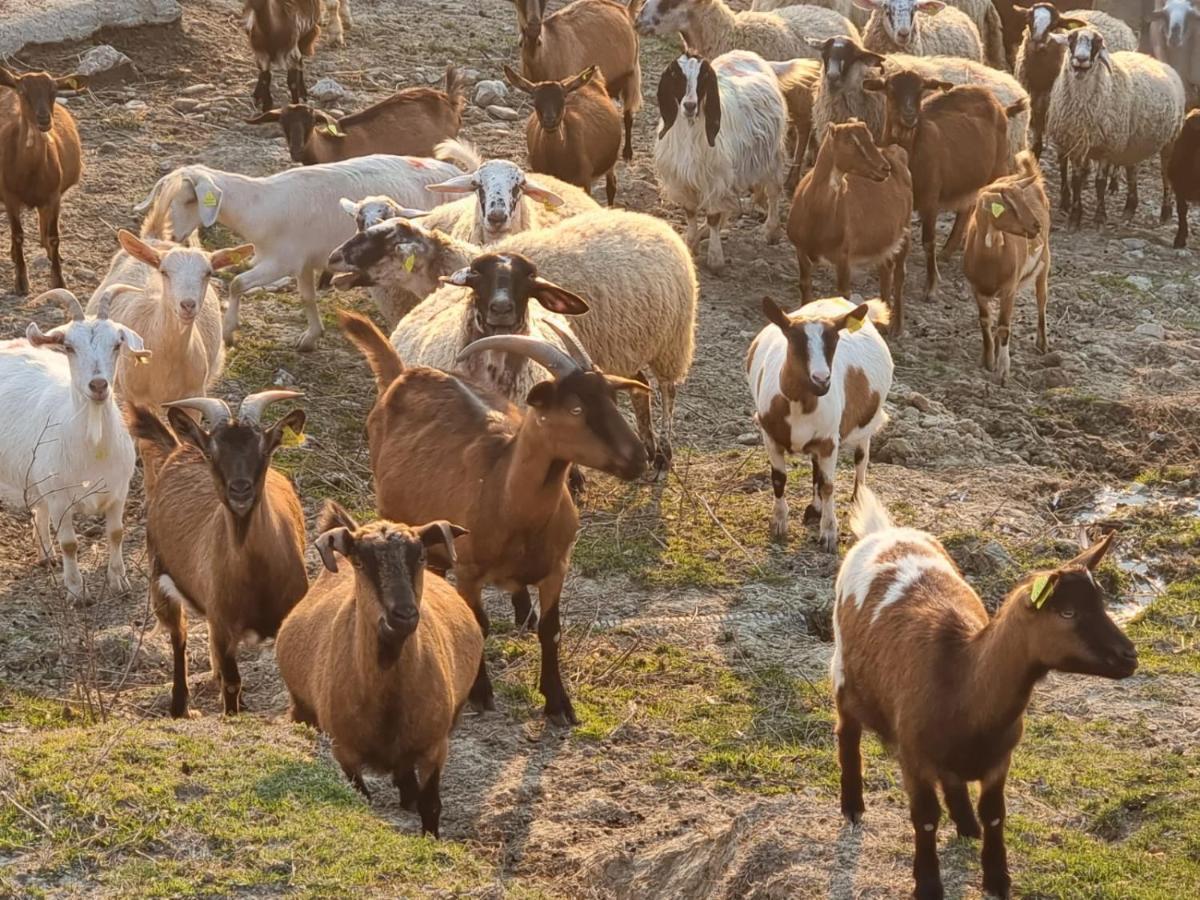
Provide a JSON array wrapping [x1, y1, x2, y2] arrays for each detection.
[[0, 0, 1194, 895]]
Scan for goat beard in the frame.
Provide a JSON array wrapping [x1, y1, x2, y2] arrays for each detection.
[[87, 402, 104, 446]]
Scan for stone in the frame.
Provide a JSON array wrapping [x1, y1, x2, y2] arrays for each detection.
[[474, 79, 508, 108], [906, 391, 931, 413], [1134, 322, 1166, 339], [98, 141, 119, 156], [0, 1, 181, 58], [1041, 368, 1070, 388], [1122, 238, 1147, 251], [171, 97, 200, 112], [1040, 350, 1064, 368], [124, 99, 148, 110], [273, 368, 297, 387], [881, 437, 914, 461], [179, 83, 213, 96], [1124, 274, 1152, 292], [736, 432, 760, 446], [310, 77, 348, 103], [73, 267, 97, 281], [487, 104, 520, 121], [76, 44, 136, 85]]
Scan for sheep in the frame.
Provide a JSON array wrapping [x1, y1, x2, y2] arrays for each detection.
[[864, 73, 1025, 300], [636, 0, 861, 62], [963, 151, 1052, 384], [746, 296, 893, 552], [127, 391, 308, 718], [856, 0, 986, 62], [788, 120, 913, 331], [87, 231, 253, 413], [752, 0, 859, 21], [1045, 26, 1186, 229], [132, 153, 464, 351], [243, 0, 323, 111], [327, 210, 698, 470], [340, 311, 648, 725], [654, 49, 789, 272], [0, 289, 149, 598], [245, 67, 466, 164], [833, 489, 1137, 900], [1013, 4, 1136, 159], [0, 65, 86, 296], [1150, 0, 1200, 107], [503, 65, 624, 206], [1168, 108, 1200, 247], [513, 0, 643, 161], [766, 57, 823, 188], [274, 502, 480, 836]]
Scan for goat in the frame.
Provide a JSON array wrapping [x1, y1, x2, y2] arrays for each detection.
[[766, 58, 822, 190], [275, 501, 481, 836], [787, 119, 912, 331], [246, 66, 466, 164], [340, 311, 647, 726], [242, 0, 322, 112], [513, 0, 643, 161], [746, 296, 892, 552], [963, 151, 1051, 384], [864, 73, 1023, 300], [833, 489, 1137, 899], [88, 231, 252, 412], [127, 392, 309, 718], [504, 65, 623, 206], [323, 0, 352, 45], [0, 66, 85, 296], [1168, 108, 1200, 247], [0, 289, 149, 598], [654, 48, 788, 272]]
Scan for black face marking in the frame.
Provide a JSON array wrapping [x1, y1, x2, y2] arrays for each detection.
[[465, 252, 538, 331]]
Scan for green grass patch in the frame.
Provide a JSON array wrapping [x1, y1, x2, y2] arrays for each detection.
[[1128, 576, 1200, 675], [0, 686, 86, 731]]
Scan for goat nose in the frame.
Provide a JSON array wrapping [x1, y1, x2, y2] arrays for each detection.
[[683, 100, 697, 115], [180, 300, 197, 314], [88, 378, 108, 398], [229, 478, 252, 495]]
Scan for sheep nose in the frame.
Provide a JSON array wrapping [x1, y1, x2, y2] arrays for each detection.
[[180, 300, 197, 316], [88, 378, 109, 400], [896, 29, 910, 41], [486, 209, 507, 226]]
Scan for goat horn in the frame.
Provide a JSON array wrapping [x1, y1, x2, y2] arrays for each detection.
[[542, 319, 593, 369], [164, 396, 233, 426], [33, 289, 85, 322], [95, 282, 142, 319], [456, 335, 579, 380], [239, 389, 304, 424]]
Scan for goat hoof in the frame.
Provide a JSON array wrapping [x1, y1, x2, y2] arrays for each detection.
[[982, 874, 1011, 899], [296, 330, 323, 352], [841, 806, 864, 825], [545, 701, 579, 727], [914, 882, 945, 900], [802, 503, 821, 525], [653, 447, 671, 474], [1175, 236, 1187, 250], [107, 572, 130, 593], [955, 819, 982, 839], [818, 531, 838, 553]]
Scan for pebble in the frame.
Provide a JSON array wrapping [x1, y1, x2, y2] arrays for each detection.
[[171, 97, 200, 112], [906, 391, 931, 413], [124, 99, 148, 110], [77, 45, 136, 84], [179, 83, 214, 96], [31, 257, 51, 271], [487, 104, 520, 121], [1122, 238, 1147, 251], [273, 368, 297, 387], [474, 79, 508, 108], [310, 77, 348, 103], [1125, 275, 1152, 292], [158, 160, 174, 173], [736, 432, 760, 446], [1134, 322, 1166, 339], [98, 141, 119, 156], [460, 67, 482, 82], [73, 268, 97, 281]]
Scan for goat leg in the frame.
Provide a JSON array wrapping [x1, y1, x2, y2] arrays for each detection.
[[941, 209, 968, 258], [511, 587, 538, 631], [605, 169, 616, 207], [151, 565, 192, 719], [393, 768, 420, 811], [921, 213, 938, 300], [1174, 192, 1189, 249], [891, 234, 909, 337], [979, 762, 1012, 899], [210, 631, 242, 715], [765, 438, 790, 542], [622, 107, 633, 163], [976, 292, 995, 371], [797, 250, 814, 305], [1159, 146, 1174, 224], [836, 701, 866, 823], [1094, 166, 1108, 226], [287, 63, 307, 105], [803, 454, 821, 525], [1122, 164, 1138, 221], [1035, 265, 1049, 354], [335, 746, 369, 799], [941, 776, 982, 838], [252, 68, 272, 113], [905, 772, 944, 900], [1058, 153, 1071, 213], [536, 572, 577, 726], [6, 202, 29, 295], [705, 211, 725, 273], [37, 198, 66, 290], [417, 762, 444, 838]]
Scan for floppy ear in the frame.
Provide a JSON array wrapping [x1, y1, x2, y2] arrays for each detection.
[[1068, 530, 1116, 572], [862, 78, 886, 92], [315, 527, 353, 573], [761, 296, 792, 332], [417, 521, 469, 567], [167, 406, 211, 454], [119, 326, 152, 361], [530, 277, 589, 315], [522, 178, 564, 206], [210, 243, 255, 270], [657, 62, 684, 138], [118, 229, 163, 269], [503, 64, 537, 94], [55, 73, 85, 91], [191, 174, 222, 228], [1059, 17, 1089, 29], [1097, 47, 1113, 73], [266, 408, 307, 454], [700, 61, 721, 147], [245, 109, 282, 124], [562, 65, 597, 93], [0, 67, 17, 89], [605, 374, 651, 394], [440, 266, 479, 288], [807, 37, 833, 53]]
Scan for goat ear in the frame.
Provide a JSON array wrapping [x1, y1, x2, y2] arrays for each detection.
[[761, 296, 792, 332], [167, 406, 211, 454], [701, 62, 721, 148], [862, 78, 886, 92], [835, 302, 871, 333], [526, 380, 557, 409], [119, 326, 152, 360], [503, 64, 536, 94], [192, 175, 222, 228], [210, 243, 255, 270], [806, 37, 832, 52], [1047, 31, 1070, 46], [924, 79, 954, 93], [55, 74, 85, 91], [522, 178, 564, 207], [1059, 17, 1089, 29], [530, 277, 589, 315], [317, 498, 359, 534], [1067, 530, 1116, 572], [440, 266, 478, 288], [315, 527, 352, 573], [606, 374, 651, 394], [118, 229, 163, 269], [562, 65, 596, 93], [266, 408, 307, 454], [1027, 570, 1062, 610], [656, 63, 683, 139], [417, 520, 468, 567], [245, 109, 282, 124], [25, 322, 65, 348]]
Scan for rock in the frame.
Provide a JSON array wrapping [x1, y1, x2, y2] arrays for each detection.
[[31, 256, 51, 271], [879, 437, 914, 461], [1041, 368, 1070, 388], [76, 44, 136, 85], [98, 141, 119, 156], [158, 160, 174, 173], [487, 104, 520, 121], [1127, 250, 1145, 261], [1124, 274, 1152, 292], [1122, 238, 1147, 251], [736, 432, 760, 446], [906, 392, 931, 413], [1039, 351, 1064, 368], [171, 97, 200, 112], [0, 1, 181, 59], [124, 99, 148, 110], [1134, 322, 1166, 339], [73, 267, 97, 281], [310, 77, 347, 103], [474, 79, 508, 108], [272, 368, 297, 387], [179, 83, 213, 96]]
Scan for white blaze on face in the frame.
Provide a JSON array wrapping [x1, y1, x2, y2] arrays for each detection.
[[1072, 30, 1096, 68], [475, 160, 526, 236], [678, 56, 703, 121], [887, 0, 917, 43], [803, 321, 831, 386], [1030, 6, 1054, 42], [158, 249, 213, 322], [1164, 0, 1195, 45]]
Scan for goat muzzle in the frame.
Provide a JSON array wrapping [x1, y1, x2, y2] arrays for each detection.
[[88, 378, 110, 403], [380, 608, 419, 640]]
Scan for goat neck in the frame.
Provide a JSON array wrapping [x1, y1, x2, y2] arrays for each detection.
[[960, 597, 1041, 736], [503, 414, 574, 520]]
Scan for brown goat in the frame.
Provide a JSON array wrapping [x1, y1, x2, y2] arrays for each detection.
[[243, 0, 322, 112], [514, 0, 643, 161], [787, 119, 912, 332], [1169, 109, 1200, 248], [963, 151, 1052, 385], [275, 501, 482, 837], [834, 490, 1137, 900], [769, 57, 822, 191], [865, 72, 1022, 301], [504, 65, 623, 206], [0, 66, 85, 295], [127, 391, 308, 718], [247, 67, 466, 164], [340, 310, 646, 725]]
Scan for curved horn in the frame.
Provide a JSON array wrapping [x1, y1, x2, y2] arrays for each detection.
[[239, 389, 304, 424], [455, 335, 579, 380], [34, 289, 85, 322], [95, 282, 142, 319], [542, 319, 593, 369], [164, 396, 233, 426]]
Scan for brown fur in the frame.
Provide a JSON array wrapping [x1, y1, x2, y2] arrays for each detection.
[[839, 367, 880, 438], [772, 58, 821, 190], [243, 0, 322, 110]]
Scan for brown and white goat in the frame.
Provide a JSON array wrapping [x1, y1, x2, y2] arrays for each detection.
[[128, 391, 309, 718], [833, 489, 1137, 899], [247, 67, 466, 164], [963, 151, 1051, 385], [504, 65, 623, 206], [243, 0, 323, 112], [340, 310, 646, 725], [513, 0, 643, 161], [275, 501, 482, 837], [0, 66, 85, 295], [864, 72, 1024, 301], [786, 119, 912, 332]]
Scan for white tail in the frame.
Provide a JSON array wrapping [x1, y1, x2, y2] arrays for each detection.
[[849, 486, 893, 539], [434, 138, 483, 173]]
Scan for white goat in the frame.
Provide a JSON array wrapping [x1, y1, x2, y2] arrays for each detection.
[[654, 49, 788, 272], [0, 289, 150, 597], [132, 153, 463, 351], [88, 230, 252, 412]]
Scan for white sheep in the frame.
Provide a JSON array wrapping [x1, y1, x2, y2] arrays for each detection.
[[88, 230, 252, 412], [132, 153, 463, 351], [0, 289, 150, 597], [1046, 26, 1186, 228], [1150, 0, 1200, 107], [636, 0, 860, 62], [653, 49, 789, 272], [856, 0, 985, 62]]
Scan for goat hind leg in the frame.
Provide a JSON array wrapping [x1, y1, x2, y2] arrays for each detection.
[[705, 211, 725, 273], [151, 565, 193, 718], [252, 59, 272, 112], [224, 258, 291, 347], [6, 202, 29, 295], [394, 768, 419, 811], [940, 208, 968, 258], [296, 266, 324, 351], [921, 214, 939, 300], [622, 107, 633, 162], [836, 701, 866, 823], [458, 578, 496, 712], [1159, 147, 1173, 224], [941, 775, 981, 838]]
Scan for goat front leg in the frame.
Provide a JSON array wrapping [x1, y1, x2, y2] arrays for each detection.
[[6, 201, 29, 295], [224, 258, 290, 346], [605, 169, 616, 207], [151, 564, 193, 718], [941, 775, 981, 838], [797, 249, 815, 304], [762, 179, 782, 245], [622, 106, 634, 162], [995, 287, 1017, 386], [252, 58, 272, 112], [836, 699, 866, 823], [941, 207, 969, 257], [851, 443, 869, 501], [813, 448, 839, 552], [47, 499, 83, 599], [705, 211, 725, 273], [416, 740, 447, 837], [324, 0, 346, 45], [536, 568, 576, 726], [682, 207, 701, 253], [891, 234, 909, 336], [209, 628, 242, 715], [296, 266, 324, 351], [457, 576, 496, 713], [1035, 263, 1049, 353], [975, 291, 995, 371], [904, 769, 944, 900], [103, 495, 129, 592], [921, 212, 938, 300], [979, 761, 1012, 899], [32, 503, 53, 565], [37, 197, 66, 290], [511, 587, 537, 631], [762, 435, 790, 542], [835, 253, 851, 298]]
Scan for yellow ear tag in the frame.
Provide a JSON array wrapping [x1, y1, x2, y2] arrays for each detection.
[[1030, 574, 1054, 610], [202, 191, 218, 208], [990, 201, 1005, 219], [136, 355, 151, 366], [281, 426, 306, 448], [846, 315, 865, 333], [403, 254, 415, 272]]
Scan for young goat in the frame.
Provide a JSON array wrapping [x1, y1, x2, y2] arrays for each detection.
[[746, 296, 892, 552], [0, 66, 86, 295], [128, 392, 308, 718], [513, 0, 642, 161], [275, 502, 481, 837], [242, 0, 322, 112], [787, 119, 912, 331], [0, 289, 149, 598], [1168, 109, 1200, 248], [833, 489, 1137, 899], [504, 65, 623, 206], [864, 73, 1023, 301], [963, 152, 1051, 385], [246, 67, 466, 164], [341, 311, 647, 725]]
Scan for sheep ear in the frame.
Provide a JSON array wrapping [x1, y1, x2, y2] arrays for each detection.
[[606, 374, 651, 394], [522, 179, 564, 207], [167, 406, 211, 455], [806, 37, 831, 52], [701, 62, 721, 148], [339, 197, 359, 218], [761, 296, 792, 332], [924, 79, 953, 93], [426, 173, 477, 194], [1059, 17, 1089, 29], [245, 109, 282, 124], [1067, 530, 1116, 572], [862, 78, 886, 92], [210, 243, 254, 270], [1012, 2, 1031, 12], [417, 520, 468, 567], [1097, 47, 1113, 73], [915, 0, 945, 11], [440, 266, 478, 287], [852, 0, 882, 10], [118, 229, 163, 269], [315, 527, 353, 573], [530, 277, 589, 315]]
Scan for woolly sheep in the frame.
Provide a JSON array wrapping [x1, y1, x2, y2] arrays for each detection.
[[857, 0, 985, 62]]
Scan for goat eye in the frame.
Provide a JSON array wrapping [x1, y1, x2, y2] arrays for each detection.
[[1059, 607, 1076, 619], [350, 557, 363, 569]]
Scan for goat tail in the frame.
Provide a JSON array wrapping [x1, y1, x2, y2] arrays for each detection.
[[435, 138, 482, 173], [445, 65, 467, 116], [1013, 150, 1040, 180], [863, 298, 891, 328], [849, 486, 893, 540], [338, 309, 404, 393], [1004, 98, 1028, 120]]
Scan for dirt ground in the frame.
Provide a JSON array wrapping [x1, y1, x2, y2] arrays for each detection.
[[1, 1, 1198, 898]]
